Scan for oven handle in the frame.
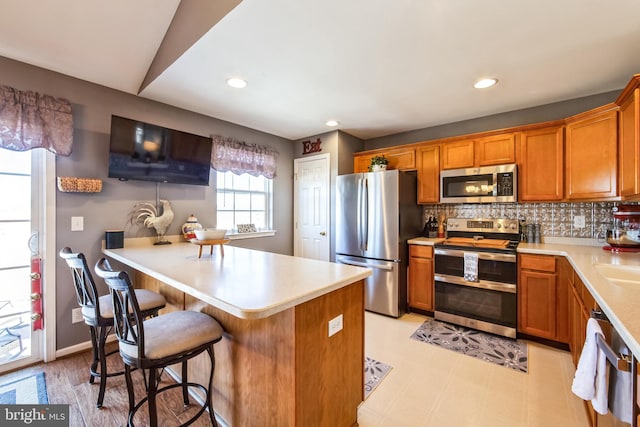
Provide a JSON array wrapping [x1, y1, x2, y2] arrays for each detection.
[[435, 273, 517, 294], [434, 248, 516, 263]]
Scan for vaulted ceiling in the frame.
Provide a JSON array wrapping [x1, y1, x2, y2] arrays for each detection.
[[1, 0, 640, 140]]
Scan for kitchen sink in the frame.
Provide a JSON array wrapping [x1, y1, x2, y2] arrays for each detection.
[[594, 263, 640, 286]]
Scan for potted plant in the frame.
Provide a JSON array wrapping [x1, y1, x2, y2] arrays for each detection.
[[369, 155, 389, 172]]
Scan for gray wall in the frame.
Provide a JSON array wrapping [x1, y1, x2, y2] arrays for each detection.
[[0, 56, 294, 350], [293, 131, 363, 261], [364, 90, 620, 150]]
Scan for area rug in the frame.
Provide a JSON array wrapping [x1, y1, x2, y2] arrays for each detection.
[[410, 318, 528, 373], [364, 356, 392, 399], [0, 372, 49, 404]]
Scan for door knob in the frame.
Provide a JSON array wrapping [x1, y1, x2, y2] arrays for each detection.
[[30, 272, 41, 280], [320, 232, 326, 236], [30, 293, 41, 301], [31, 313, 42, 322]]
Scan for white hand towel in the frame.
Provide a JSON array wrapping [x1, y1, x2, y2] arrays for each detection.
[[572, 318, 609, 415], [592, 341, 609, 415], [463, 252, 478, 282]]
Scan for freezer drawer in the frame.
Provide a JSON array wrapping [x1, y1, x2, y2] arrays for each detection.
[[336, 255, 401, 317]]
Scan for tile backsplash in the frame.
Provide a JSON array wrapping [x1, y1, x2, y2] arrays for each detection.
[[423, 202, 637, 239]]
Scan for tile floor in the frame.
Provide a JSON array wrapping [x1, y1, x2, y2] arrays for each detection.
[[358, 312, 589, 427]]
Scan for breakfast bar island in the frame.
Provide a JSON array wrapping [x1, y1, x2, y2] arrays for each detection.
[[103, 239, 371, 427]]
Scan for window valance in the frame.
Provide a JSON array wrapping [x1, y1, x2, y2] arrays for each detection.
[[0, 84, 73, 156], [211, 134, 279, 179]]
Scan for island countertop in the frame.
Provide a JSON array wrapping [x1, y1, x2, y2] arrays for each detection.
[[103, 239, 372, 320]]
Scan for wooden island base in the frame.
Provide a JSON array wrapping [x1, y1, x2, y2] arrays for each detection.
[[136, 272, 365, 427]]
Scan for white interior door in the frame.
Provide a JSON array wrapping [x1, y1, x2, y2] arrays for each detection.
[[294, 154, 330, 261]]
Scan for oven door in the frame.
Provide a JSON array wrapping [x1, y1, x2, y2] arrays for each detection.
[[434, 248, 517, 284], [434, 279, 517, 338]]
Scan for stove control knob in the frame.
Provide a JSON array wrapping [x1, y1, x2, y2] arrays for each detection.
[[496, 223, 502, 229], [510, 224, 517, 230]]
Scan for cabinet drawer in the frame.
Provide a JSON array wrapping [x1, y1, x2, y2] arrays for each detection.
[[409, 245, 433, 259], [519, 254, 556, 273]]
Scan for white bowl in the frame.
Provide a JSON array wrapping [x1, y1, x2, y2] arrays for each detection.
[[194, 228, 227, 241]]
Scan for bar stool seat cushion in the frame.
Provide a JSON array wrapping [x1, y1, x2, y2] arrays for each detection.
[[82, 290, 167, 321], [120, 310, 224, 361]]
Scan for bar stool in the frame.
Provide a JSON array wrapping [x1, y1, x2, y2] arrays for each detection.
[[59, 247, 167, 408], [95, 258, 223, 427]]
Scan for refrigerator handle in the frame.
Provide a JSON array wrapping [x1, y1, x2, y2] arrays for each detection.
[[362, 177, 368, 251], [356, 177, 363, 250]]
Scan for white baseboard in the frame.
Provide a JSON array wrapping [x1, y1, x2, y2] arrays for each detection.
[[55, 334, 118, 358]]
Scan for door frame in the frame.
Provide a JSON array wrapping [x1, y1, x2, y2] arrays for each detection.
[[41, 150, 56, 363], [293, 153, 331, 260]]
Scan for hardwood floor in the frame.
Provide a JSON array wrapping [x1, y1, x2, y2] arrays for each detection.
[[0, 342, 216, 427]]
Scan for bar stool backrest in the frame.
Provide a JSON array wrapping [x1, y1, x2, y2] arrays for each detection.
[[94, 258, 146, 363], [59, 247, 102, 326]]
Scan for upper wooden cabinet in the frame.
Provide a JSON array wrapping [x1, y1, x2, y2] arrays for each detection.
[[518, 125, 564, 201], [565, 105, 618, 200], [417, 145, 440, 204], [617, 75, 640, 199], [441, 133, 516, 170], [440, 138, 474, 170], [475, 133, 516, 166], [353, 146, 416, 173]]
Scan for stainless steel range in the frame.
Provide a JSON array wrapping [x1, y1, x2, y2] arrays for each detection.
[[434, 218, 520, 338]]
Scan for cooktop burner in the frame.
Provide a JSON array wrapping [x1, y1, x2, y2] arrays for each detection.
[[436, 218, 521, 253]]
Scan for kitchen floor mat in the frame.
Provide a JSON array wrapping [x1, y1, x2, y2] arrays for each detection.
[[364, 356, 392, 399], [410, 318, 528, 373]]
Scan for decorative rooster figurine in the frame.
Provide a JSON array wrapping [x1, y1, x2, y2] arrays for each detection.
[[131, 199, 175, 245]]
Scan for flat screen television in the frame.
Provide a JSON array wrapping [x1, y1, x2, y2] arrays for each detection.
[[108, 115, 212, 186]]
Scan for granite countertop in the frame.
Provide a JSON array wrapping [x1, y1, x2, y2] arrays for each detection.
[[519, 242, 640, 357], [103, 239, 371, 320]]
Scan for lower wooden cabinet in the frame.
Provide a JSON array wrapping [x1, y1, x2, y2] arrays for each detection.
[[517, 253, 568, 343], [408, 245, 434, 311]]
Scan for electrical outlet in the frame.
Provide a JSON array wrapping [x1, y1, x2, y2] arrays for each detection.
[[72, 307, 83, 324], [573, 215, 586, 229], [328, 314, 343, 337]]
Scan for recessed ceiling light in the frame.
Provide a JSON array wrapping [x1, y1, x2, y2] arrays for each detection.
[[325, 120, 339, 127], [226, 78, 247, 89], [474, 78, 498, 89]]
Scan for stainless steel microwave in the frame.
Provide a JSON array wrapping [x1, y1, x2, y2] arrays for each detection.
[[440, 164, 517, 203]]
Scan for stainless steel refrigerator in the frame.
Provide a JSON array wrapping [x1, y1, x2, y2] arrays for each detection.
[[336, 169, 422, 317]]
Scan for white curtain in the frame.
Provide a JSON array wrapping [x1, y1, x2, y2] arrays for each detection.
[[0, 84, 73, 156], [211, 134, 278, 178]]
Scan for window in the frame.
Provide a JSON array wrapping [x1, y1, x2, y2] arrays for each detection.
[[216, 171, 272, 232]]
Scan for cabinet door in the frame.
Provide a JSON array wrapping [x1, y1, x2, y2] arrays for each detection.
[[518, 269, 557, 339], [417, 145, 440, 203], [619, 88, 640, 198], [441, 139, 474, 170], [555, 257, 570, 344], [518, 126, 564, 201], [353, 154, 374, 173], [475, 133, 516, 166], [565, 108, 618, 199], [408, 245, 434, 311], [386, 147, 416, 170]]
